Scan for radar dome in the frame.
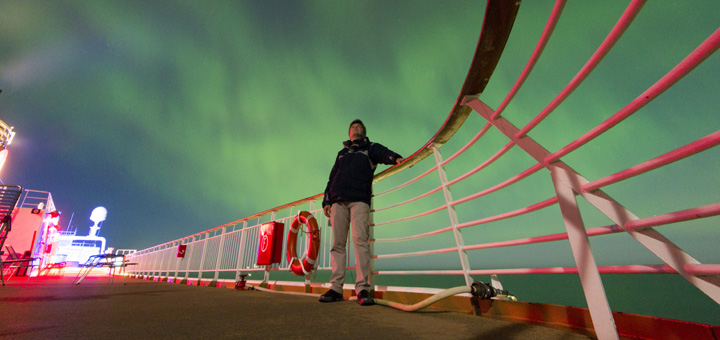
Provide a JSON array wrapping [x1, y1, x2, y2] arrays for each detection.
[[90, 206, 107, 224]]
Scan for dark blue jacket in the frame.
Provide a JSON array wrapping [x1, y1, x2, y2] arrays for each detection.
[[322, 137, 402, 207]]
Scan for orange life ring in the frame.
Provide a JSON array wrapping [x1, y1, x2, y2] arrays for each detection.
[[286, 211, 321, 276]]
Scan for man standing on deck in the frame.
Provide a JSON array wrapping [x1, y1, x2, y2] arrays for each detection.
[[319, 119, 404, 306]]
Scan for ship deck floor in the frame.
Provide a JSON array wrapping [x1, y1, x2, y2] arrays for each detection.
[[0, 274, 596, 339]]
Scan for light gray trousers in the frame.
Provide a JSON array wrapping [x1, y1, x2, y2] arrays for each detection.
[[329, 201, 371, 294]]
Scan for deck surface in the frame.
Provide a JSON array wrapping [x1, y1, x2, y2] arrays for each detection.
[[0, 274, 593, 339]]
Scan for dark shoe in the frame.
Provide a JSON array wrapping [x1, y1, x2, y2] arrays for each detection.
[[319, 289, 343, 303], [357, 290, 374, 306]]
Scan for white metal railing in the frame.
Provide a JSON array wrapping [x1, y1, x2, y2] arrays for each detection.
[[17, 189, 55, 212], [126, 1, 719, 338], [0, 118, 15, 148]]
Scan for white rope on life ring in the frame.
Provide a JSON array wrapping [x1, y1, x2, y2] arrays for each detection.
[[286, 211, 320, 276]]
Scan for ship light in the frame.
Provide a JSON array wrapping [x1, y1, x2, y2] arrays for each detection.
[[0, 149, 7, 175]]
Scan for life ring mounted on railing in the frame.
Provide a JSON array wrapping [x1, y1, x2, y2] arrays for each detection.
[[286, 211, 321, 276]]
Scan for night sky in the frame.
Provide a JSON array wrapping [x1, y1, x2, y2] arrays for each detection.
[[1, 0, 718, 262]]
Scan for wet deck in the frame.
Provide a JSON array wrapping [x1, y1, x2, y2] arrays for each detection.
[[0, 274, 592, 339]]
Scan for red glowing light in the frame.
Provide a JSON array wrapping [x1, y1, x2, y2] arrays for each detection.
[[0, 149, 8, 174]]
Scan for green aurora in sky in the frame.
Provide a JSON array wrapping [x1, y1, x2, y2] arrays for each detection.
[[2, 0, 491, 247], [1, 0, 719, 325]]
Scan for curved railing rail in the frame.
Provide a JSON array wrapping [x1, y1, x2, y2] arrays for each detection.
[[126, 1, 719, 338]]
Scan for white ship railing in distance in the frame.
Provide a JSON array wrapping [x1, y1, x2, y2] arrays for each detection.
[[17, 189, 56, 213], [126, 1, 719, 338]]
